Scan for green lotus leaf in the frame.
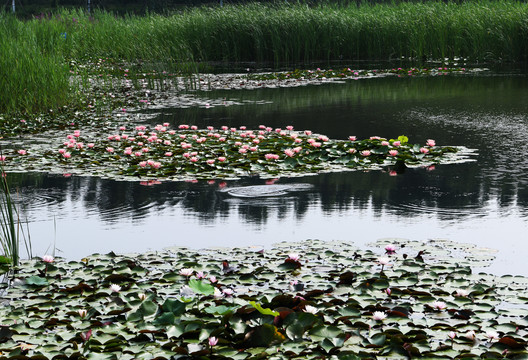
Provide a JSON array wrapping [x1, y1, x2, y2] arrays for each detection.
[[188, 279, 215, 296], [24, 276, 49, 286]]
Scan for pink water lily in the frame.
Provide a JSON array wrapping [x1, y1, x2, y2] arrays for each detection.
[[372, 311, 387, 321], [384, 244, 397, 254], [426, 139, 436, 147], [208, 337, 218, 346], [431, 300, 447, 310], [179, 268, 193, 277], [361, 150, 371, 156], [42, 255, 54, 263]]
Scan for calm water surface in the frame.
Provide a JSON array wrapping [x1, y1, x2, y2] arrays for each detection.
[[11, 72, 528, 276]]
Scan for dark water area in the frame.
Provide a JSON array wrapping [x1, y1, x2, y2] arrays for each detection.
[[10, 72, 528, 275]]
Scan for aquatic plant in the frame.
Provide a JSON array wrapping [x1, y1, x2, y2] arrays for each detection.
[[3, 125, 472, 181], [1, 238, 528, 358], [0, 158, 20, 269]]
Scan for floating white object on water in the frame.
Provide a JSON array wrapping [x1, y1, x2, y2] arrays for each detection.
[[219, 183, 313, 198]]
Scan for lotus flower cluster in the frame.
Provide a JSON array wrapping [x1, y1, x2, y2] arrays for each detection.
[[6, 124, 456, 181]]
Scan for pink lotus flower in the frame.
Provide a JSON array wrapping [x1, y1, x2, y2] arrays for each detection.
[[17, 150, 27, 155], [455, 289, 469, 297], [87, 143, 95, 148], [432, 300, 447, 310], [110, 284, 121, 292], [179, 268, 193, 277], [420, 147, 429, 154], [196, 271, 205, 279], [465, 330, 476, 341], [218, 157, 226, 162], [284, 149, 295, 157], [190, 157, 198, 162], [0, 155, 5, 162], [384, 244, 397, 254], [426, 139, 436, 147], [303, 305, 318, 314], [288, 253, 300, 261], [210, 275, 217, 283], [304, 130, 312, 136], [389, 150, 398, 156], [78, 309, 88, 318], [361, 150, 371, 156], [372, 311, 387, 321], [311, 142, 321, 148], [222, 288, 234, 297], [106, 147, 114, 153], [42, 255, 54, 263], [138, 161, 147, 167], [392, 141, 401, 146], [165, 152, 172, 157], [286, 125, 294, 130], [485, 330, 500, 341], [63, 152, 71, 159], [377, 257, 390, 266], [138, 293, 147, 301], [448, 331, 456, 340], [370, 136, 381, 140], [381, 141, 390, 146], [179, 124, 189, 129], [386, 288, 392, 296], [208, 337, 218, 346], [265, 153, 279, 160], [207, 159, 215, 165], [349, 136, 356, 141], [239, 148, 247, 154], [349, 148, 357, 154]]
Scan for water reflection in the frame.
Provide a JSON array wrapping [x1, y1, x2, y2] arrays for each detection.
[[8, 72, 528, 276]]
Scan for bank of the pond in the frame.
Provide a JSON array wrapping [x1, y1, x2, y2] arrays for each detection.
[[1, 239, 527, 359], [1, 0, 527, 115]]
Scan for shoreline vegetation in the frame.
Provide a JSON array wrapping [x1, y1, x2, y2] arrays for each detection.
[[1, 0, 527, 117]]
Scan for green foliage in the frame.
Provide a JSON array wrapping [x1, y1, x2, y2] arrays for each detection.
[[1, 0, 528, 115], [0, 163, 19, 267], [1, 238, 528, 358]]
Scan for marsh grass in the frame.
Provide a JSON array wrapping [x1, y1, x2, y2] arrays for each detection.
[[1, 0, 527, 115], [0, 160, 19, 267]]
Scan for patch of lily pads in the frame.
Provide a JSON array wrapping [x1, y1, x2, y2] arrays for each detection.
[[245, 66, 472, 82], [2, 124, 475, 181], [1, 238, 528, 359]]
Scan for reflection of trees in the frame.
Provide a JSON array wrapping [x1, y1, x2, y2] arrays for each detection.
[[7, 157, 528, 228]]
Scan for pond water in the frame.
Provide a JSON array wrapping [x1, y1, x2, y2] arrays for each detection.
[[10, 71, 528, 276]]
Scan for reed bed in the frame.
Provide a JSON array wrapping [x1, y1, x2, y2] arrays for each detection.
[[1, 0, 527, 115]]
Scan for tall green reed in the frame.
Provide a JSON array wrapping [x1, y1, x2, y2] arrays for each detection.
[[0, 160, 20, 267], [1, 1, 528, 116]]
